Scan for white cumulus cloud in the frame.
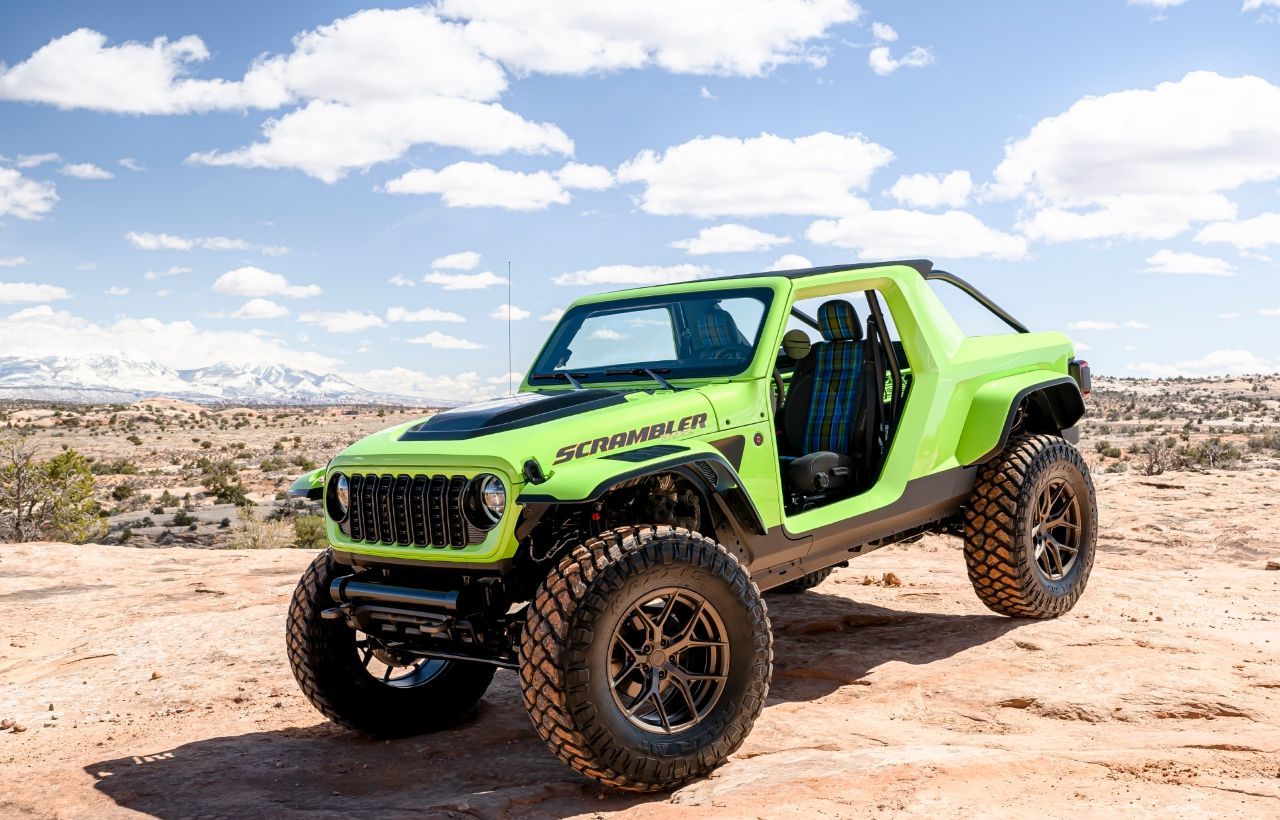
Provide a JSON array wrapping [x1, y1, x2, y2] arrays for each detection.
[[430, 251, 482, 270], [807, 206, 1028, 260], [1067, 319, 1149, 331], [298, 310, 384, 333], [212, 266, 321, 298], [0, 167, 58, 220], [554, 263, 710, 286], [992, 72, 1280, 243], [384, 162, 570, 209], [230, 298, 290, 319], [386, 306, 466, 323], [888, 170, 972, 208], [0, 282, 70, 303], [421, 270, 507, 290], [871, 22, 898, 41], [190, 97, 572, 183], [671, 223, 791, 255], [868, 45, 934, 76], [0, 29, 253, 114], [15, 152, 60, 168], [1142, 249, 1235, 276], [126, 231, 252, 251], [406, 330, 485, 349], [0, 304, 338, 370], [59, 162, 113, 180], [489, 303, 531, 320], [144, 265, 193, 281], [0, 257, 28, 267], [555, 162, 615, 191], [1128, 349, 1274, 378], [617, 132, 894, 217], [1194, 213, 1280, 250], [767, 254, 814, 271], [439, 0, 861, 76]]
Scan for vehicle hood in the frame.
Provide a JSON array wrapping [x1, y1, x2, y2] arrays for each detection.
[[330, 388, 719, 477]]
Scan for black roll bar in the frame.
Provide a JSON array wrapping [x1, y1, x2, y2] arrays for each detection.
[[926, 271, 1029, 334]]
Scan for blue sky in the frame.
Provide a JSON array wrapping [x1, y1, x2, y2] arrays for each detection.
[[1, 0, 1278, 397]]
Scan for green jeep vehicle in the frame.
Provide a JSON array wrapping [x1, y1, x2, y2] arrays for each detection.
[[286, 259, 1096, 791]]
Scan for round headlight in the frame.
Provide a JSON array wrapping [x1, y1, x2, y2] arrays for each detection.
[[327, 472, 349, 521], [466, 474, 505, 528]]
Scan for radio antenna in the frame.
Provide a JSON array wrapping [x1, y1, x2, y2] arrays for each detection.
[[507, 260, 513, 395]]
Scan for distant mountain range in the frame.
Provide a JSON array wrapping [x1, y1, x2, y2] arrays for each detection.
[[0, 356, 454, 406]]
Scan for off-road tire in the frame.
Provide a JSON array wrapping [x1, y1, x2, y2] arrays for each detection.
[[519, 526, 772, 792], [286, 549, 495, 738], [963, 434, 1097, 618], [772, 567, 834, 594]]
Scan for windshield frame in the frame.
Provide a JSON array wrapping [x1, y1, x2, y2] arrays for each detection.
[[526, 286, 777, 388]]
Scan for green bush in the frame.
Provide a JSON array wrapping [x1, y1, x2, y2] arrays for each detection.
[[292, 515, 328, 551], [0, 437, 104, 544]]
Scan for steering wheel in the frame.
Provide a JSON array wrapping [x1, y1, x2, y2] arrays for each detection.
[[713, 344, 754, 360], [771, 367, 785, 415]]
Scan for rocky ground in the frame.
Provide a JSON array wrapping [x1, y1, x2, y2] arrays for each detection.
[[2, 466, 1278, 819]]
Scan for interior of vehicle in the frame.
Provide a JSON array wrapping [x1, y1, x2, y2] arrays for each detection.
[[774, 289, 910, 513]]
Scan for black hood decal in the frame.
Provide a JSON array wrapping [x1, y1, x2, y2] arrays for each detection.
[[399, 389, 627, 441]]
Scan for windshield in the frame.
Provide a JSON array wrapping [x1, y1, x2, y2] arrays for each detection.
[[528, 288, 773, 386]]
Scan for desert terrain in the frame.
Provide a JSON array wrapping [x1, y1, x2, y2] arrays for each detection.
[[1, 377, 1278, 818]]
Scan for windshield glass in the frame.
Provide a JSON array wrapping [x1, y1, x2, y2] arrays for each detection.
[[529, 288, 773, 386]]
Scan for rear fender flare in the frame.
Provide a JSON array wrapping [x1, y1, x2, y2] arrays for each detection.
[[957, 374, 1084, 465]]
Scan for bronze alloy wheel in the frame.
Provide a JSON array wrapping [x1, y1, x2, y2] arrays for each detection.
[[607, 587, 730, 734], [1030, 477, 1082, 581]]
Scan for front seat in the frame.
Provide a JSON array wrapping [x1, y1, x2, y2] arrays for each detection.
[[693, 306, 749, 359], [780, 299, 867, 495]]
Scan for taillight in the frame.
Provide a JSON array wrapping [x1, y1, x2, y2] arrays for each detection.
[[1069, 359, 1092, 399]]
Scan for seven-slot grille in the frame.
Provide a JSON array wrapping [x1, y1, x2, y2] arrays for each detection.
[[340, 473, 486, 549]]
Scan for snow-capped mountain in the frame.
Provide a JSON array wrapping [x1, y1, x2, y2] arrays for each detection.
[[0, 356, 450, 405]]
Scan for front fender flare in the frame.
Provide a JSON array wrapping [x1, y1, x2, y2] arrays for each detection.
[[517, 445, 767, 536]]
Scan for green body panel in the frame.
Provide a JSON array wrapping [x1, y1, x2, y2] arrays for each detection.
[[308, 262, 1079, 567], [289, 468, 325, 497], [954, 368, 1072, 465]]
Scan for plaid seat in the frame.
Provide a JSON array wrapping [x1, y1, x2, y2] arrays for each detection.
[[803, 300, 864, 454], [694, 307, 741, 351]]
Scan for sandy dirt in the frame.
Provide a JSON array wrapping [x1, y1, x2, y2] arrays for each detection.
[[2, 468, 1279, 819]]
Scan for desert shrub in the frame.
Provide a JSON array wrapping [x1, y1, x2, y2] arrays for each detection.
[[91, 458, 139, 476], [198, 459, 248, 506], [292, 515, 328, 551], [291, 455, 317, 471], [259, 456, 287, 473], [228, 506, 293, 550], [121, 527, 133, 542], [171, 510, 196, 527], [1094, 440, 1122, 459], [127, 435, 142, 446], [1138, 436, 1176, 476], [111, 483, 135, 502], [219, 517, 231, 528], [157, 489, 178, 507], [1105, 461, 1128, 474], [0, 437, 105, 544], [1181, 437, 1242, 470]]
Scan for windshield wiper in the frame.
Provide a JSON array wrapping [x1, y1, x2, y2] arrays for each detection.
[[603, 367, 675, 391], [531, 371, 589, 390]]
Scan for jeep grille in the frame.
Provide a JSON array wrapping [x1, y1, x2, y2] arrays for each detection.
[[340, 473, 486, 549]]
